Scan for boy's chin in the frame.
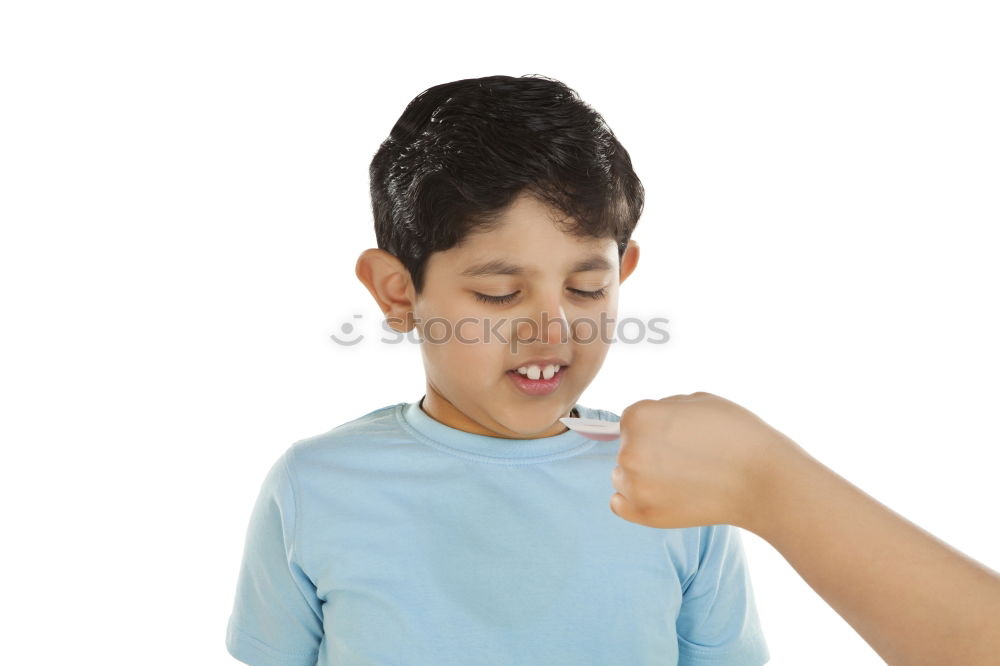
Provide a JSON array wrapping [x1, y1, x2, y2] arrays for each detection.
[[488, 402, 573, 436]]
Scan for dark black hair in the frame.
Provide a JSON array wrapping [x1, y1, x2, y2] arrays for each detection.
[[368, 74, 644, 296]]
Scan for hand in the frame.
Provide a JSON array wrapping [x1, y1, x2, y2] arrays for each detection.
[[609, 392, 1000, 665], [609, 391, 802, 531]]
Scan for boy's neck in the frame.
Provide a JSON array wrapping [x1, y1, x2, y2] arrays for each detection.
[[418, 392, 579, 437]]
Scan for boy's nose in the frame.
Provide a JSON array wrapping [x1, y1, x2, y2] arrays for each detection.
[[514, 306, 570, 344]]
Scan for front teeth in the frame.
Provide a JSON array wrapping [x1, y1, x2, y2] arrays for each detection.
[[516, 364, 561, 380]]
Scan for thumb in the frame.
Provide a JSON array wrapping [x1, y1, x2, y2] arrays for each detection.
[[609, 491, 645, 525]]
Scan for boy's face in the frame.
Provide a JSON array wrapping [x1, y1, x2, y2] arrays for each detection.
[[409, 192, 639, 439]]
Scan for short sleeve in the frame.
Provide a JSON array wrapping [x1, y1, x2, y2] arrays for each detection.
[[676, 524, 770, 665], [226, 450, 323, 666]]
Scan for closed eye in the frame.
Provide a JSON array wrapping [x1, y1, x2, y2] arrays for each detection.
[[474, 291, 519, 305], [569, 287, 607, 300], [473, 287, 607, 304]]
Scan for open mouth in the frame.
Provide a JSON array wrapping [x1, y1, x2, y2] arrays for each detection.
[[506, 364, 566, 396]]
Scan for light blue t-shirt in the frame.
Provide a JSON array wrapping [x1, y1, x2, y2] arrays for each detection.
[[226, 398, 769, 666]]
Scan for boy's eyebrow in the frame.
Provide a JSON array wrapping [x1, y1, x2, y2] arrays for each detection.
[[460, 254, 613, 278]]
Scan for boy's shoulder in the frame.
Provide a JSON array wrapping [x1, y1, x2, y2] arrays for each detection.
[[287, 401, 409, 459]]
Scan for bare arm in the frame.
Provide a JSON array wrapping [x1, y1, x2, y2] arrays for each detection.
[[748, 446, 1000, 665], [610, 393, 1000, 666]]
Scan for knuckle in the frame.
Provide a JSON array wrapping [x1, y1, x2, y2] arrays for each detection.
[[610, 465, 625, 486], [616, 447, 640, 471], [622, 399, 655, 423], [620, 400, 645, 420]]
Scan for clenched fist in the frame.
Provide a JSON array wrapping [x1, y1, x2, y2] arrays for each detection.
[[609, 391, 805, 532]]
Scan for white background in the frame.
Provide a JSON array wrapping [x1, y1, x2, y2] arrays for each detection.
[[2, 1, 997, 664]]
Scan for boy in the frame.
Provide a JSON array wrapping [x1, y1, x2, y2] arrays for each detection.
[[225, 74, 769, 665]]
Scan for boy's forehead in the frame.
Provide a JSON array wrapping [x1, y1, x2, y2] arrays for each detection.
[[431, 237, 617, 282], [455, 252, 615, 278], [457, 217, 609, 253], [464, 192, 582, 242], [431, 193, 618, 274]]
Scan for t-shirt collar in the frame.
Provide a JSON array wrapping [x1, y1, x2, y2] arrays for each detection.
[[398, 396, 602, 463]]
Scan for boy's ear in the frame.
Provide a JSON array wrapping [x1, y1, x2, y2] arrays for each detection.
[[355, 248, 417, 332], [619, 240, 640, 284]]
